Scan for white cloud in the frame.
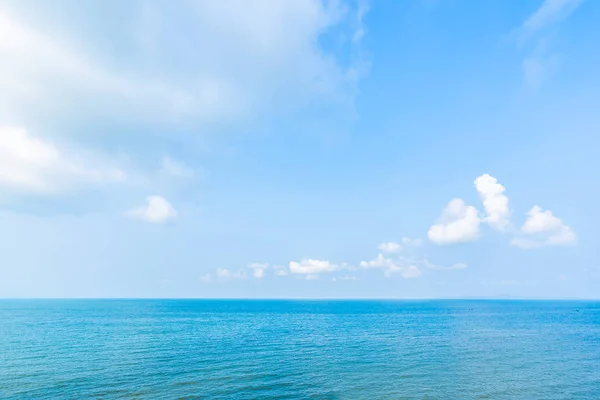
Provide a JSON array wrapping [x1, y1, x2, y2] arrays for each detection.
[[510, 205, 576, 248], [521, 205, 562, 234], [428, 174, 576, 249], [0, 126, 125, 195], [0, 9, 198, 124], [199, 274, 212, 283], [402, 237, 422, 247], [428, 198, 480, 245], [125, 195, 177, 224], [377, 241, 402, 253], [216, 268, 247, 280], [289, 258, 342, 275], [247, 262, 269, 279], [360, 253, 421, 279], [474, 174, 511, 231], [0, 2, 367, 129], [161, 156, 194, 178], [423, 259, 468, 271]]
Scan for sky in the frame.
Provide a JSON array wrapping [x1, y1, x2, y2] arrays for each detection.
[[1, 0, 599, 299]]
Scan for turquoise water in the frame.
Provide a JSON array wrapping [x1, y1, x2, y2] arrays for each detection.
[[1, 300, 599, 399]]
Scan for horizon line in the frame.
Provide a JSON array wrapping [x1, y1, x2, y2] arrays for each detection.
[[1, 297, 598, 301]]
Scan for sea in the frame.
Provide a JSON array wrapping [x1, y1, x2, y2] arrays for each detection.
[[1, 300, 599, 399]]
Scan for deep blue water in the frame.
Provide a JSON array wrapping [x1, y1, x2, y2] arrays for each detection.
[[1, 300, 599, 399]]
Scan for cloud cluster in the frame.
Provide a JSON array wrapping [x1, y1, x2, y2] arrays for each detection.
[[428, 174, 576, 248], [202, 235, 467, 283]]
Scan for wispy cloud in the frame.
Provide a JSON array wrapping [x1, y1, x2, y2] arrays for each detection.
[[520, 0, 583, 37], [515, 0, 584, 87], [160, 156, 194, 179]]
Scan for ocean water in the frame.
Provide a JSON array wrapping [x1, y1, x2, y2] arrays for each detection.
[[1, 300, 599, 399]]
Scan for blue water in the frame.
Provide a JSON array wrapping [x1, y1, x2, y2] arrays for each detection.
[[1, 300, 599, 399]]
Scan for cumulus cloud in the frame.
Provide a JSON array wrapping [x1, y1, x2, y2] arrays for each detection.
[[510, 205, 576, 248], [429, 174, 576, 248], [474, 174, 511, 231], [0, 126, 125, 195], [377, 241, 402, 253], [360, 254, 421, 279], [521, 205, 564, 234], [247, 262, 269, 278], [428, 198, 480, 245], [289, 259, 343, 275], [125, 195, 177, 223]]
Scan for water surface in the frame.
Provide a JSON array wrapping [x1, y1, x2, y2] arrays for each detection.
[[1, 300, 599, 399]]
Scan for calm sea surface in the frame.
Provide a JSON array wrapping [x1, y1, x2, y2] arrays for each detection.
[[1, 300, 599, 399]]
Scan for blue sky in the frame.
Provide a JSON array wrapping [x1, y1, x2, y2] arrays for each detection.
[[1, 0, 598, 298]]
